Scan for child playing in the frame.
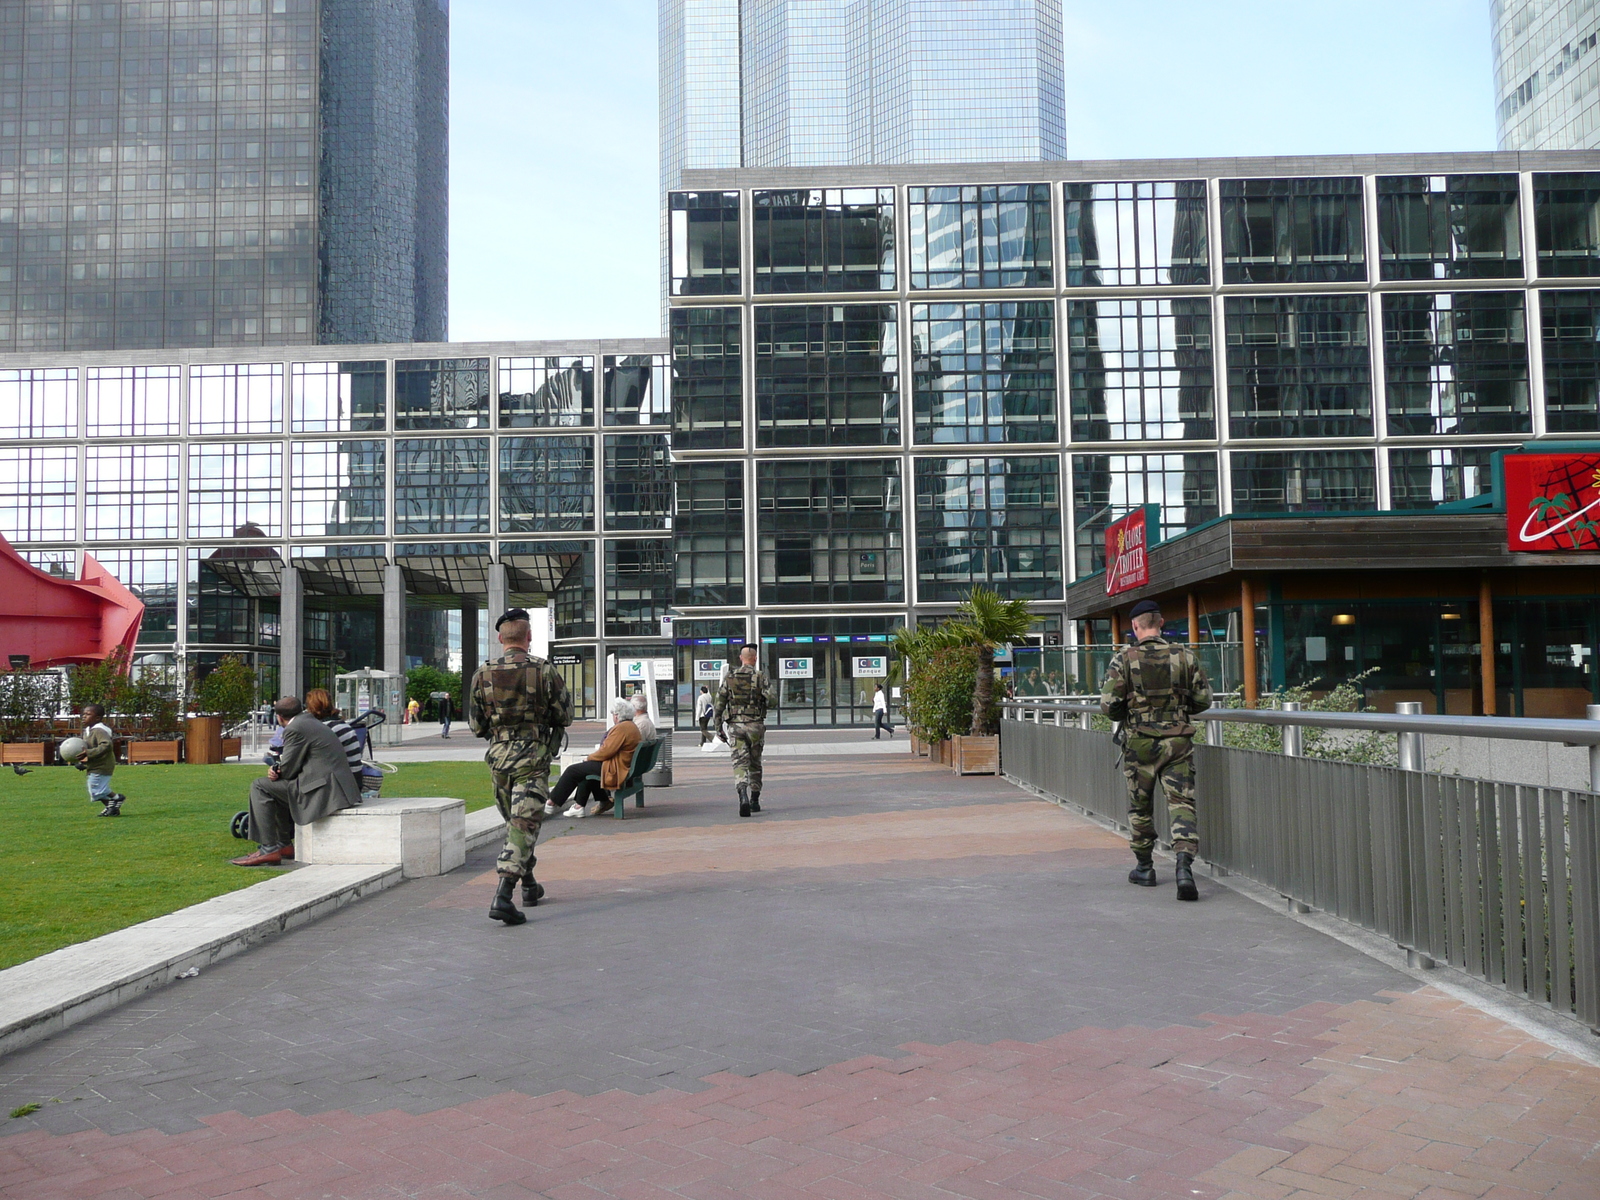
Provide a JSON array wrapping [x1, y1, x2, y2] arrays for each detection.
[[78, 703, 125, 817]]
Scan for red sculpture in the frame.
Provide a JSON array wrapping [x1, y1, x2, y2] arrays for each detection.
[[0, 534, 144, 670]]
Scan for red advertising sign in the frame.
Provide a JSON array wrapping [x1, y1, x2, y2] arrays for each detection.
[[1105, 507, 1153, 596], [1504, 453, 1600, 553]]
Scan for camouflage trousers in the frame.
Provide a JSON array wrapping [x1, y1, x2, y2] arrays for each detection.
[[1122, 733, 1198, 857], [486, 737, 554, 880], [727, 721, 766, 793]]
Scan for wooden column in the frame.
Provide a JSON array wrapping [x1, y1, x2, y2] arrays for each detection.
[[1187, 592, 1200, 644], [1240, 577, 1258, 707], [1111, 609, 1123, 645], [1480, 574, 1496, 716]]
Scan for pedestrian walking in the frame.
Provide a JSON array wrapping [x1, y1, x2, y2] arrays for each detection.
[[1100, 599, 1213, 901], [871, 683, 892, 739], [696, 684, 714, 745], [712, 643, 776, 818], [437, 691, 454, 738], [404, 697, 420, 725], [468, 607, 573, 926]]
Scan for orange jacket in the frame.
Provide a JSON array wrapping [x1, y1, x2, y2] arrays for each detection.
[[588, 720, 642, 790]]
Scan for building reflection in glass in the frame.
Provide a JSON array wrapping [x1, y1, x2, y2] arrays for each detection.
[[1069, 297, 1213, 441], [1064, 181, 1208, 286]]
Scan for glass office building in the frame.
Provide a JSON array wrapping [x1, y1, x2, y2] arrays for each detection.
[[662, 0, 1064, 192], [15, 151, 1600, 726], [1495, 0, 1600, 150], [667, 150, 1600, 718], [0, 0, 447, 353]]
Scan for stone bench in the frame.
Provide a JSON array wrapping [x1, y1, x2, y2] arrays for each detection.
[[297, 795, 466, 878]]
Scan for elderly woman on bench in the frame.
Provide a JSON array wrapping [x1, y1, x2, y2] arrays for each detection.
[[548, 697, 642, 819]]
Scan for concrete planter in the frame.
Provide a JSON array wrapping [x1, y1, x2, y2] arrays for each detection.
[[951, 734, 999, 775]]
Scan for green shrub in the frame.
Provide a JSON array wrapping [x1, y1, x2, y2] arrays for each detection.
[[1203, 670, 1396, 766], [194, 655, 257, 726], [903, 644, 997, 744]]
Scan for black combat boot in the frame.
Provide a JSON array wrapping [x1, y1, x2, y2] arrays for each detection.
[[738, 782, 751, 818], [1175, 852, 1199, 902], [1127, 852, 1157, 887], [521, 874, 544, 907], [748, 790, 761, 813], [489, 876, 526, 925]]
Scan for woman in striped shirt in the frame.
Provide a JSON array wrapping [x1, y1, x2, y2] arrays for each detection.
[[304, 688, 364, 781]]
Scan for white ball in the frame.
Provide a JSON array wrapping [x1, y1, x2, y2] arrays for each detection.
[[58, 736, 88, 762]]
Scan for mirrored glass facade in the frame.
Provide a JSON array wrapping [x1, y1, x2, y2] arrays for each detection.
[[604, 433, 673, 532], [674, 460, 744, 607], [1225, 294, 1372, 438], [757, 458, 902, 605], [0, 0, 445, 353], [670, 306, 742, 450], [752, 188, 894, 293], [1495, 3, 1600, 150], [1388, 447, 1496, 509], [1535, 173, 1600, 276], [670, 191, 740, 296], [0, 367, 75, 437], [1231, 451, 1378, 514], [1541, 288, 1600, 431], [914, 456, 1061, 601], [0, 445, 74, 541], [1064, 181, 1208, 286], [291, 361, 385, 433], [604, 353, 671, 426], [86, 443, 178, 540], [289, 440, 385, 538], [910, 301, 1055, 444], [396, 358, 490, 431], [497, 437, 596, 534], [908, 185, 1052, 290], [498, 356, 594, 429], [1377, 175, 1522, 280], [1071, 453, 1218, 575], [1381, 292, 1531, 435], [1068, 298, 1213, 441], [754, 303, 898, 446], [1221, 177, 1366, 284], [394, 437, 488, 535], [604, 537, 674, 638], [85, 365, 179, 436]]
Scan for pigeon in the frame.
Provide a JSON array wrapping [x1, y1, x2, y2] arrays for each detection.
[[11, 764, 29, 776]]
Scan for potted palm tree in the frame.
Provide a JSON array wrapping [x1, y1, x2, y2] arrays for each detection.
[[948, 586, 1033, 775]]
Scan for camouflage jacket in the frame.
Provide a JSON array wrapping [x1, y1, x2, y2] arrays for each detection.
[[468, 648, 573, 745], [713, 664, 776, 727], [1100, 636, 1213, 737]]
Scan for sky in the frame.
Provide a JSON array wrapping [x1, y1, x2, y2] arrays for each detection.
[[447, 0, 1497, 343]]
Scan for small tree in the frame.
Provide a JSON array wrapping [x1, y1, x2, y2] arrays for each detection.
[[69, 646, 132, 716], [194, 655, 257, 727], [949, 586, 1034, 736], [900, 644, 991, 744], [405, 665, 462, 716], [0, 669, 56, 741]]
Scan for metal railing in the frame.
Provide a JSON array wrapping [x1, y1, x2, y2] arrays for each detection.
[[999, 698, 1600, 1031]]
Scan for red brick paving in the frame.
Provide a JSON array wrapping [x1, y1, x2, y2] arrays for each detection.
[[1, 988, 1595, 1200]]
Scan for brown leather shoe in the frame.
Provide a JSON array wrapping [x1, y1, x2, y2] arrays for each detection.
[[593, 796, 614, 815], [230, 848, 283, 866], [280, 844, 294, 860]]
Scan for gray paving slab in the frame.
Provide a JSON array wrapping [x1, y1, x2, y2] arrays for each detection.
[[0, 755, 1416, 1144]]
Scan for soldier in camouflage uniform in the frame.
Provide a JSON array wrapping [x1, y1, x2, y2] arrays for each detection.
[[1100, 598, 1213, 901], [468, 607, 573, 925], [712, 643, 777, 818]]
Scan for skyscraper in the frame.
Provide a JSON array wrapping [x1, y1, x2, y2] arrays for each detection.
[[1494, 0, 1600, 150], [0, 0, 447, 354], [660, 0, 1066, 191]]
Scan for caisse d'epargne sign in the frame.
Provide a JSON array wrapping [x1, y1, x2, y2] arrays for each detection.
[[1505, 453, 1600, 553]]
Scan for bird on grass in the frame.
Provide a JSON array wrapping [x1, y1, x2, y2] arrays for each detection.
[[11, 764, 29, 776]]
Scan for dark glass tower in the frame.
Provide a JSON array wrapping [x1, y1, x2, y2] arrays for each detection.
[[0, 0, 446, 353]]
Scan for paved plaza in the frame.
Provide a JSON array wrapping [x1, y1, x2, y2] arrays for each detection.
[[1, 738, 1597, 1199]]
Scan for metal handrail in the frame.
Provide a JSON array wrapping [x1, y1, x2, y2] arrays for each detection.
[[1001, 696, 1600, 790]]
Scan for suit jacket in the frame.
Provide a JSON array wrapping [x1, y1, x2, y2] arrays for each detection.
[[277, 712, 362, 824], [588, 720, 642, 790]]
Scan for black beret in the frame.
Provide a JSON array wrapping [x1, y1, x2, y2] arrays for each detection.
[[495, 607, 532, 630], [740, 642, 759, 651], [1129, 599, 1163, 620]]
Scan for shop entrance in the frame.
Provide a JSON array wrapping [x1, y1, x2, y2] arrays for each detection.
[[760, 616, 902, 727]]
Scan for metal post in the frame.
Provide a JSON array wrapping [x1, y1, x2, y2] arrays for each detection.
[[279, 564, 302, 700], [487, 562, 508, 629], [1079, 709, 1092, 731], [383, 563, 406, 676], [1588, 705, 1600, 794], [1282, 699, 1302, 758], [1053, 706, 1063, 727], [1396, 701, 1424, 771]]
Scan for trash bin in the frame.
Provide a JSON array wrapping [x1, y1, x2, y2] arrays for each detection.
[[642, 730, 672, 786]]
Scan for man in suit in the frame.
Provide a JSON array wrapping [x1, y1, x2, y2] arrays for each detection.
[[231, 695, 362, 866]]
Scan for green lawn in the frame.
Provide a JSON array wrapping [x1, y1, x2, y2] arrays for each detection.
[[0, 760, 498, 971]]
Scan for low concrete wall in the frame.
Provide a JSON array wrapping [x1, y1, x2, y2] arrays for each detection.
[[1427, 735, 1595, 792]]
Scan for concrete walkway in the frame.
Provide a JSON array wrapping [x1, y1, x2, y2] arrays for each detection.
[[1, 747, 1597, 1198]]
